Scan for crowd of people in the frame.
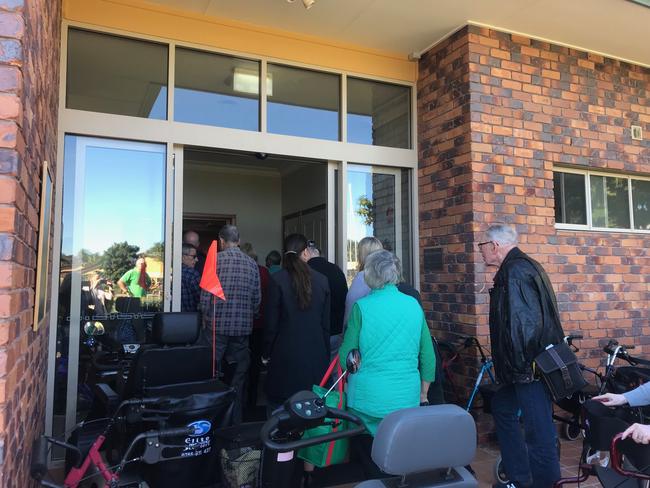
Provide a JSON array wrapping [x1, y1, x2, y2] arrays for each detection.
[[178, 223, 646, 488], [179, 225, 437, 476]]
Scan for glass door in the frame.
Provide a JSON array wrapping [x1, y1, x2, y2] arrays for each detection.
[[50, 136, 168, 446], [345, 164, 411, 284]]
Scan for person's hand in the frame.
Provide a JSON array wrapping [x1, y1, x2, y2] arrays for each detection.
[[622, 423, 650, 444], [592, 393, 628, 407]]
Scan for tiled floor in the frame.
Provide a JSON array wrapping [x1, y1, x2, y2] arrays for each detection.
[[471, 436, 602, 487]]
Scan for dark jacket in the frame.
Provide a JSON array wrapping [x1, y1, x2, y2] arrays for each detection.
[[264, 268, 331, 403], [308, 257, 348, 336], [489, 247, 565, 384]]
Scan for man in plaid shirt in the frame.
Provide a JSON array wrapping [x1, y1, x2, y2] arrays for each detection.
[[199, 224, 260, 422]]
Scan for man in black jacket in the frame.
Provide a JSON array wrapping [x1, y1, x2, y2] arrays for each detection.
[[305, 241, 348, 359], [479, 224, 564, 488]]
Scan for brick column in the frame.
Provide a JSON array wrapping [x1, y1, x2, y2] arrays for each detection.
[[418, 27, 482, 396], [0, 0, 61, 485]]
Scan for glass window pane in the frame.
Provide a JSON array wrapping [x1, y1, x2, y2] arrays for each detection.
[[67, 29, 167, 119], [175, 48, 260, 131], [347, 77, 411, 149], [347, 166, 399, 282], [554, 172, 586, 225], [553, 172, 563, 223], [54, 136, 166, 446], [590, 175, 630, 229], [632, 179, 650, 230], [267, 64, 339, 140]]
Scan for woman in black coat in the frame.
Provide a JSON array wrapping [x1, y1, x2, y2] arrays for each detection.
[[263, 233, 331, 413]]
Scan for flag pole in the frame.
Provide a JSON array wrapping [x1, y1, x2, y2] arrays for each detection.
[[212, 294, 216, 378]]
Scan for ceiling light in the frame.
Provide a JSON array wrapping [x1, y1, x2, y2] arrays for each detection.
[[286, 0, 316, 9], [233, 68, 273, 96]]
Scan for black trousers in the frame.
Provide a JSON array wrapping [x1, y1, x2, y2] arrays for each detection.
[[351, 434, 385, 479], [200, 330, 250, 424]]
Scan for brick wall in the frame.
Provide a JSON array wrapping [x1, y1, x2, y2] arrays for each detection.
[[417, 27, 481, 395], [418, 24, 650, 430], [0, 0, 61, 486]]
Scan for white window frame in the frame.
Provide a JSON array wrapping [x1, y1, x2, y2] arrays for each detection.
[[554, 166, 650, 234]]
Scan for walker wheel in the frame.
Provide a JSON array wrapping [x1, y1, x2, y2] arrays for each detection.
[[494, 455, 509, 483], [562, 421, 582, 441]]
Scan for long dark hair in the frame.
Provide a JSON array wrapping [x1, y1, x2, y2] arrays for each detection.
[[283, 233, 312, 310]]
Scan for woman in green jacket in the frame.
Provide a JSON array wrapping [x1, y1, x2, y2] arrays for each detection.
[[339, 250, 436, 478]]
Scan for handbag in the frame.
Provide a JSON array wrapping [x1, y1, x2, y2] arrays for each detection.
[[534, 342, 587, 402], [297, 355, 349, 468]]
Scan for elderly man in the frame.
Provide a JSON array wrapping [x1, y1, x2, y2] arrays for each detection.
[[199, 225, 260, 423], [183, 230, 206, 274], [479, 224, 564, 488], [180, 243, 201, 312]]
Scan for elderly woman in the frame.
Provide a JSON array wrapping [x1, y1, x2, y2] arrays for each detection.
[[343, 236, 383, 326], [339, 250, 436, 477]]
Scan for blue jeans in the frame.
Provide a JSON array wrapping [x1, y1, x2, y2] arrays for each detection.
[[491, 381, 560, 488]]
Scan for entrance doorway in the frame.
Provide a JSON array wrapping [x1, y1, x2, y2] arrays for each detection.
[[181, 147, 331, 265], [180, 147, 332, 417]]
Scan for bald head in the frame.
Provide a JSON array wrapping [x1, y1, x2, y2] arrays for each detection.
[[183, 231, 200, 248]]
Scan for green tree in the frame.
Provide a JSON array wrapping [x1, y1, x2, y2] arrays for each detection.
[[145, 241, 165, 260], [102, 241, 140, 283], [356, 195, 375, 226], [79, 248, 101, 266]]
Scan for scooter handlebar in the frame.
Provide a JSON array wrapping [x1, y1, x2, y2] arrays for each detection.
[[261, 406, 366, 452]]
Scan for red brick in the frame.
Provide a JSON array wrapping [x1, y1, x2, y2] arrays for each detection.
[[0, 12, 22, 38]]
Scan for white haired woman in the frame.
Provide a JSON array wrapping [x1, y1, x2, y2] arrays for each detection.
[[339, 250, 436, 478], [343, 236, 384, 327]]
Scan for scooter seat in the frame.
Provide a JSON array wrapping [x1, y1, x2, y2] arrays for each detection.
[[356, 404, 478, 487], [356, 466, 477, 488]]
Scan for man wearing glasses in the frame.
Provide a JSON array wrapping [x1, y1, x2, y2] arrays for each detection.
[[479, 224, 564, 488], [181, 243, 201, 312]]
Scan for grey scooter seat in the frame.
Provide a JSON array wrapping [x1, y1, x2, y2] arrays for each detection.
[[356, 404, 478, 488]]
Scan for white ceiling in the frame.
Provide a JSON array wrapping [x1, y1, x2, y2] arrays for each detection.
[[142, 0, 650, 67]]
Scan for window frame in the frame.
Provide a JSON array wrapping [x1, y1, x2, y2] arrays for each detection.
[[554, 167, 650, 233], [64, 26, 413, 151]]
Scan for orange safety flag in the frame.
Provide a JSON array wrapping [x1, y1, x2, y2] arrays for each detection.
[[199, 240, 225, 379], [199, 240, 226, 300]]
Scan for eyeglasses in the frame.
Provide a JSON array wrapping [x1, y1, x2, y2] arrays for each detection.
[[477, 241, 493, 248]]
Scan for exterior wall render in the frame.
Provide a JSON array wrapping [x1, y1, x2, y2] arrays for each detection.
[[0, 0, 61, 485], [418, 24, 650, 435]]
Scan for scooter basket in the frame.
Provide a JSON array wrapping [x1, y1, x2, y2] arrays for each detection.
[[220, 446, 261, 488], [215, 422, 264, 488]]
